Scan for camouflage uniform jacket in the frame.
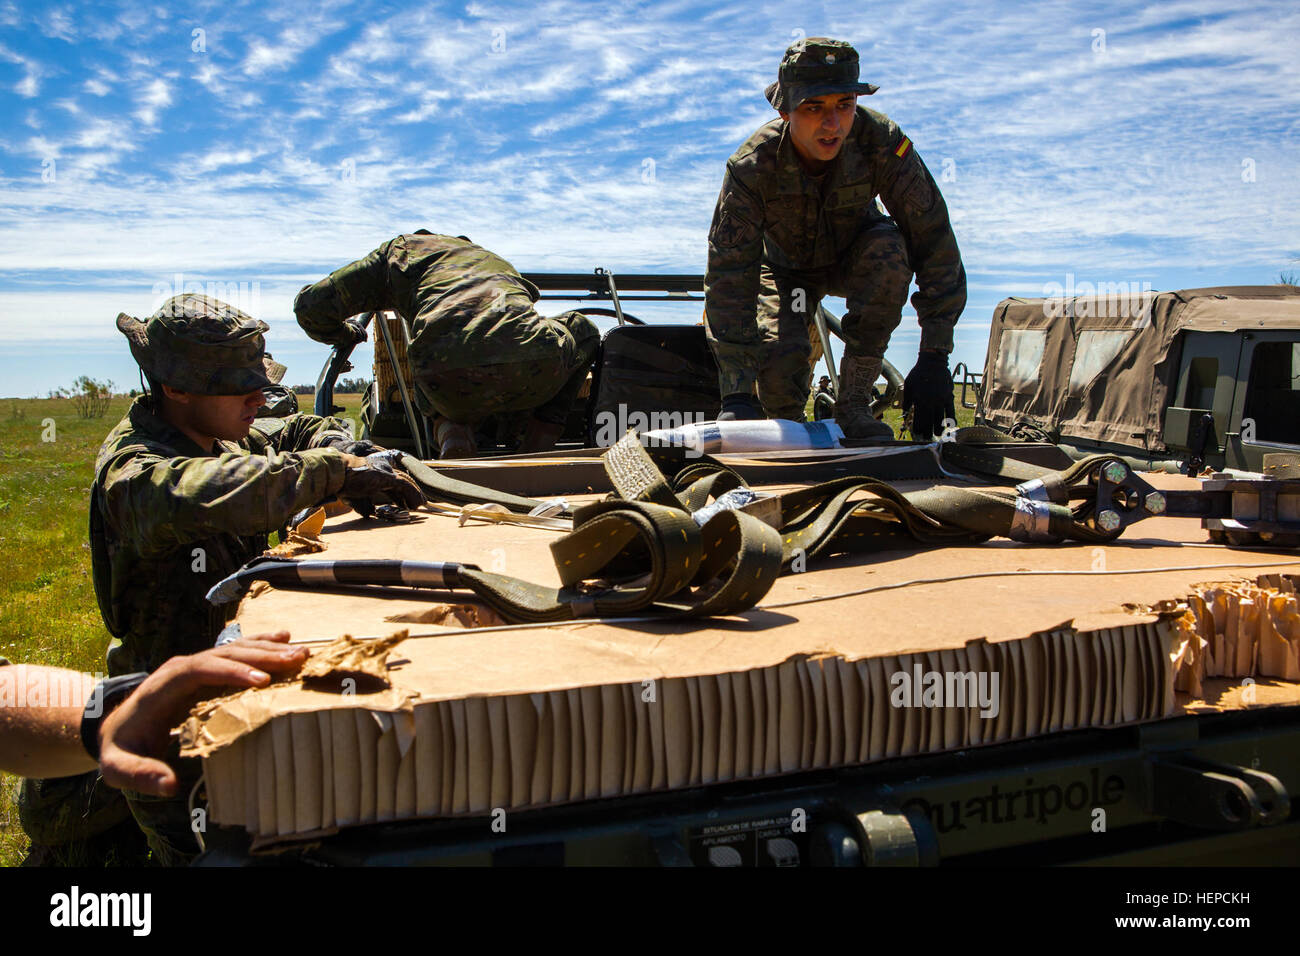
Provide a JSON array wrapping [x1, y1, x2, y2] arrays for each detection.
[[295, 232, 560, 370], [705, 107, 966, 379], [91, 398, 351, 676]]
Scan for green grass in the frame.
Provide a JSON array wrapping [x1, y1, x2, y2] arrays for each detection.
[[0, 385, 965, 866]]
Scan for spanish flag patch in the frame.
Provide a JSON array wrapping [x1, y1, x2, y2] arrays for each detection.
[[894, 136, 912, 159]]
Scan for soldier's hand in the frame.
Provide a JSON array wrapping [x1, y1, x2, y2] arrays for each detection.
[[339, 451, 426, 514], [321, 434, 383, 457], [902, 350, 956, 441], [98, 633, 309, 797], [344, 319, 368, 346]]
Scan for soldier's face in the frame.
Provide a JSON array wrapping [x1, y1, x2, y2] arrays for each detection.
[[781, 93, 857, 166], [197, 390, 268, 440], [164, 385, 267, 442]]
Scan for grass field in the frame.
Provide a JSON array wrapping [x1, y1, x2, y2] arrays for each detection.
[[0, 384, 969, 866]]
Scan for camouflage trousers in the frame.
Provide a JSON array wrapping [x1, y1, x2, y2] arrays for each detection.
[[18, 772, 151, 866], [19, 761, 202, 867], [411, 310, 600, 426], [121, 756, 205, 867], [727, 218, 911, 421]]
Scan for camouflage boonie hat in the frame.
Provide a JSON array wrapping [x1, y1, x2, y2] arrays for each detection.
[[116, 294, 286, 395], [765, 37, 879, 111]]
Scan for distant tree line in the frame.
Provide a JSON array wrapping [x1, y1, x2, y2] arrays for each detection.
[[290, 377, 369, 395]]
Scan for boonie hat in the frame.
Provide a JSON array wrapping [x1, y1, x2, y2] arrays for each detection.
[[765, 37, 879, 111], [116, 294, 286, 395]]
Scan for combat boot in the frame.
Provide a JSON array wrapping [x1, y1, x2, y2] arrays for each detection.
[[518, 417, 564, 453], [834, 354, 894, 441], [434, 417, 477, 459]]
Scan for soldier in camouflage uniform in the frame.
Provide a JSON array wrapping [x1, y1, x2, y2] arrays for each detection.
[[294, 231, 600, 458], [20, 294, 423, 867], [705, 37, 966, 440]]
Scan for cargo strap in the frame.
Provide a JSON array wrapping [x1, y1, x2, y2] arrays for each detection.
[[605, 433, 1126, 555], [209, 494, 782, 623], [398, 454, 563, 515], [210, 434, 1130, 623]]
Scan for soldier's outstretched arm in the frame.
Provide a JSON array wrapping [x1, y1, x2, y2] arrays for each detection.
[[98, 444, 348, 553], [704, 167, 767, 397], [260, 412, 376, 455], [294, 240, 396, 347], [876, 122, 967, 354], [0, 635, 307, 787]]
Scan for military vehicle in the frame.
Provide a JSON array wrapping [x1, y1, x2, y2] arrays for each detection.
[[188, 278, 1299, 867], [973, 285, 1300, 475]]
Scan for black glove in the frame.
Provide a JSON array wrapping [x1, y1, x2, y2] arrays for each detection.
[[343, 319, 368, 346], [902, 351, 955, 441], [339, 451, 426, 515], [717, 393, 764, 422], [321, 434, 383, 457]]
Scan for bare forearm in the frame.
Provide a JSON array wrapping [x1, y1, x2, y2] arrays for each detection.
[[0, 666, 98, 778]]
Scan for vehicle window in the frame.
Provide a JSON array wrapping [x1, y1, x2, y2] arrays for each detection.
[[1068, 330, 1133, 392], [1241, 341, 1300, 445], [1182, 357, 1218, 410], [993, 329, 1046, 392]]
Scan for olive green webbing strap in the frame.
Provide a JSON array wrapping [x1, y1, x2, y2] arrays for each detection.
[[399, 454, 562, 515], [604, 434, 995, 562], [392, 433, 1056, 517], [213, 495, 782, 624], [450, 497, 780, 624], [604, 434, 1119, 557], [214, 437, 1115, 623], [938, 441, 1055, 484]]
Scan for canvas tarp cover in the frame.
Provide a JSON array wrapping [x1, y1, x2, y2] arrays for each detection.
[[979, 286, 1300, 450]]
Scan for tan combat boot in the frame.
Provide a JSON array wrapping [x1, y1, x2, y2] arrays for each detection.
[[834, 355, 894, 441], [434, 417, 478, 459]]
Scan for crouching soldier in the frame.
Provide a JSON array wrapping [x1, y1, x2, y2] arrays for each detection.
[[294, 231, 600, 458], [20, 294, 424, 866], [704, 37, 966, 440]]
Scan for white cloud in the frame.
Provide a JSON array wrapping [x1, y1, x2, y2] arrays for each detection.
[[75, 118, 122, 149], [41, 7, 76, 42], [134, 77, 172, 126], [242, 16, 343, 76]]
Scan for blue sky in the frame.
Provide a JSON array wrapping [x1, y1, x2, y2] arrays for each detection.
[[0, 0, 1297, 397]]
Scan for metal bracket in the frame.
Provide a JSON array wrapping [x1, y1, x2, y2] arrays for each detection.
[[1201, 473, 1300, 546], [812, 305, 839, 395], [851, 807, 939, 866], [1091, 458, 1300, 547], [373, 311, 428, 460], [1145, 754, 1290, 830], [594, 268, 627, 327], [953, 362, 983, 412]]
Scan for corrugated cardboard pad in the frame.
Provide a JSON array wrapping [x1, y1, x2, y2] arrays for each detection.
[[184, 474, 1300, 841]]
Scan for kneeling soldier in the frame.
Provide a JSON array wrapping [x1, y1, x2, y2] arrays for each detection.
[[294, 231, 600, 458], [20, 294, 423, 866]]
